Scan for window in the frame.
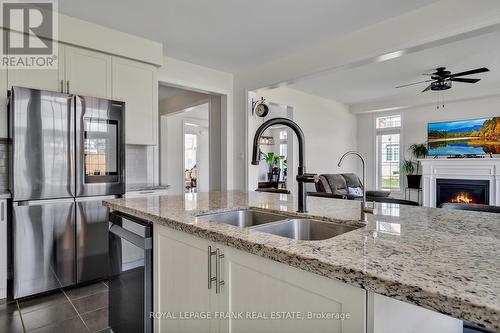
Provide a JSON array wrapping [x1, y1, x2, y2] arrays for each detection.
[[376, 115, 401, 129], [385, 144, 399, 162], [376, 115, 401, 191]]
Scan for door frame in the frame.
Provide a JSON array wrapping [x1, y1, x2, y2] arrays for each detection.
[[158, 81, 227, 192]]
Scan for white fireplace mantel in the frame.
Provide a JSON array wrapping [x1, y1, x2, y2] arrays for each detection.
[[420, 158, 500, 207]]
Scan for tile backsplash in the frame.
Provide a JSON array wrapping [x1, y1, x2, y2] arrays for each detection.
[[0, 141, 8, 191], [126, 145, 151, 185]]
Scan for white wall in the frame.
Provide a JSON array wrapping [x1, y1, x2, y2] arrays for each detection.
[[357, 95, 500, 191], [197, 127, 210, 192], [247, 87, 358, 194]]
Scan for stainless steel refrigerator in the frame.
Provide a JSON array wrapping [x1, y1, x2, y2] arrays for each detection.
[[8, 86, 125, 299]]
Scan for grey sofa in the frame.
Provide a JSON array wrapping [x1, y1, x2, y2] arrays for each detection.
[[312, 173, 390, 200], [309, 173, 420, 206]]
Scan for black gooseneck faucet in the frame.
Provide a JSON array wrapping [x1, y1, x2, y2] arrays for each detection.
[[251, 118, 309, 213]]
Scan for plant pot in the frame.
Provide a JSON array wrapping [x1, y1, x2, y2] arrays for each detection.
[[406, 175, 422, 189]]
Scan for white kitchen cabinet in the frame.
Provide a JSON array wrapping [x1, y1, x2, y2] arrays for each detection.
[[219, 245, 366, 333], [155, 226, 220, 333], [63, 45, 112, 98], [6, 34, 62, 93], [154, 225, 366, 333], [6, 41, 159, 146], [8, 43, 111, 98], [112, 57, 158, 145], [0, 199, 7, 299], [368, 293, 462, 333]]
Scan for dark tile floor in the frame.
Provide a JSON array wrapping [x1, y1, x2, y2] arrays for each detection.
[[0, 281, 110, 333]]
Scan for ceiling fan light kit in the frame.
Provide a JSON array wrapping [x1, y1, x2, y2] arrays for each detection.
[[395, 66, 490, 110], [396, 66, 490, 92]]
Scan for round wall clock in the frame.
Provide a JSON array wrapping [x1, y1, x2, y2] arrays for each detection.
[[253, 98, 269, 117]]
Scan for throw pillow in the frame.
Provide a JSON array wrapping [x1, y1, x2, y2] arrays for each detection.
[[347, 187, 363, 197]]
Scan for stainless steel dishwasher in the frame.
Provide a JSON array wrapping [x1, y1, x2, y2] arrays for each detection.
[[108, 212, 152, 333]]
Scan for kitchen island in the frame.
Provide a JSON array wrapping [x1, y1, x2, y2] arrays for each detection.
[[103, 191, 500, 332]]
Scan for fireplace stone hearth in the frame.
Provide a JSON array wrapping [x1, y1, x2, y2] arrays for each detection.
[[420, 158, 500, 207]]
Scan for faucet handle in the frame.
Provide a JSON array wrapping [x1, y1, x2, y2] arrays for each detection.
[[297, 173, 318, 183], [361, 201, 374, 214]]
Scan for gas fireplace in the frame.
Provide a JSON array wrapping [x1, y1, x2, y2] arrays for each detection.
[[435, 179, 490, 207]]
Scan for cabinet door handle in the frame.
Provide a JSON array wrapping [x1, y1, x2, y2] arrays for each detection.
[[66, 80, 70, 94], [0, 201, 4, 222], [60, 80, 64, 93], [207, 246, 217, 289], [215, 248, 225, 294]]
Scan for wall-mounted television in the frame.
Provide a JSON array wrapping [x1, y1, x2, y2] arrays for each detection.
[[427, 117, 500, 156]]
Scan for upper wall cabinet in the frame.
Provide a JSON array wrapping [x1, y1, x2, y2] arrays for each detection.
[[7, 43, 112, 98], [7, 36, 62, 92], [5, 41, 159, 145], [63, 46, 111, 98], [112, 57, 158, 145]]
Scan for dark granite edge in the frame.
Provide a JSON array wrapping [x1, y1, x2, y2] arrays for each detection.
[[103, 200, 500, 330]]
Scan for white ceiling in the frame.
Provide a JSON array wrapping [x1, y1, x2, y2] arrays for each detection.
[[158, 85, 188, 101], [290, 29, 500, 106], [58, 0, 438, 72], [182, 103, 209, 121]]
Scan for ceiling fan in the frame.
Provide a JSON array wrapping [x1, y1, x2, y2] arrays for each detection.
[[396, 67, 490, 92]]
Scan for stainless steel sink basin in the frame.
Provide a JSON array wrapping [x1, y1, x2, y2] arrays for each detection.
[[198, 209, 288, 228], [252, 219, 362, 241]]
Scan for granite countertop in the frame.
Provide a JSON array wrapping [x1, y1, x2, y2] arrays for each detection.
[[103, 191, 500, 331], [0, 190, 11, 199], [126, 184, 171, 192]]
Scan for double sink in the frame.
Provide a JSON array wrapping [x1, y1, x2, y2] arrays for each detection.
[[198, 209, 362, 241]]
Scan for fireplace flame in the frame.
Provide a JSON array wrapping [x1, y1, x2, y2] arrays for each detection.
[[451, 192, 474, 204]]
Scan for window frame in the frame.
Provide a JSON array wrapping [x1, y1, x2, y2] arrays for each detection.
[[374, 113, 403, 192]]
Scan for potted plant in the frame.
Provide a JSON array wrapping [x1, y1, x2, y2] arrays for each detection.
[[282, 159, 287, 180], [402, 159, 419, 188], [261, 152, 285, 181], [405, 143, 428, 189]]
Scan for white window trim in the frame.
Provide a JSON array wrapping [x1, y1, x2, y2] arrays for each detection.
[[374, 113, 404, 193]]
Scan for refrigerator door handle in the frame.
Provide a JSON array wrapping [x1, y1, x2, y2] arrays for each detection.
[[13, 198, 76, 206], [75, 195, 118, 202]]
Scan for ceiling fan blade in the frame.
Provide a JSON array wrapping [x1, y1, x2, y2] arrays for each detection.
[[452, 67, 489, 77], [422, 84, 432, 92], [396, 79, 432, 88], [451, 78, 480, 83]]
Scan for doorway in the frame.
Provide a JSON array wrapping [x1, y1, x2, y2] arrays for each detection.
[[159, 84, 221, 194], [182, 105, 209, 193]]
